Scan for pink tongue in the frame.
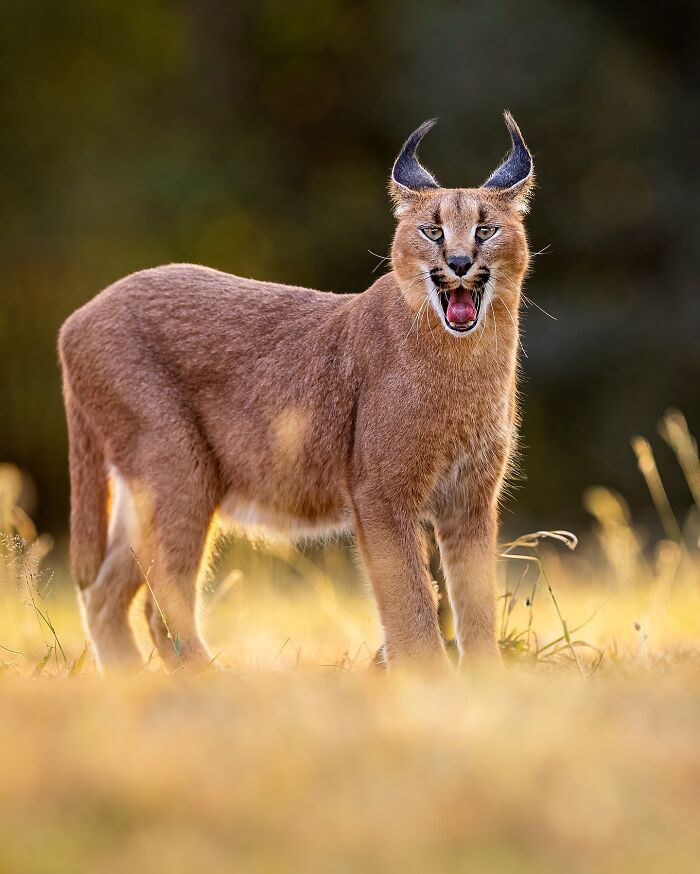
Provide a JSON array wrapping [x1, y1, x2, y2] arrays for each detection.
[[446, 291, 476, 325]]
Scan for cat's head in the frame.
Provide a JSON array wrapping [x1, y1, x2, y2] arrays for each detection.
[[389, 112, 533, 337]]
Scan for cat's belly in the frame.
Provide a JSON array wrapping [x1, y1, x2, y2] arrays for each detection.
[[218, 493, 352, 541]]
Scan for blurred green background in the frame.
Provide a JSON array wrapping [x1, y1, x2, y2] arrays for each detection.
[[1, 0, 698, 539]]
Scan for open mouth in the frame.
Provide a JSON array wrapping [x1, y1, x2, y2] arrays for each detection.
[[437, 286, 482, 333]]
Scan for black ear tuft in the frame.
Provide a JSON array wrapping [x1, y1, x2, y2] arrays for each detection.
[[391, 119, 440, 191], [483, 111, 533, 192]]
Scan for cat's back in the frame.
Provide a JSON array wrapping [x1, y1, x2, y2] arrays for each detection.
[[61, 263, 356, 370], [92, 263, 346, 329]]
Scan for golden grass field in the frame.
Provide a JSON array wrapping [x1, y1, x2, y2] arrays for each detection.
[[1, 411, 699, 873]]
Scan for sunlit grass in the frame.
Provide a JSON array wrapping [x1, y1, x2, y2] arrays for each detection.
[[1, 409, 699, 872]]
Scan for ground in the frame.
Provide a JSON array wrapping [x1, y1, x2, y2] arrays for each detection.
[[1, 448, 700, 873]]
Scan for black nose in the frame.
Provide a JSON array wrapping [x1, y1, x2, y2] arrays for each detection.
[[446, 254, 473, 277]]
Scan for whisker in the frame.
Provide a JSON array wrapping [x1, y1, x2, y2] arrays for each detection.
[[474, 308, 488, 354], [496, 272, 521, 294], [500, 298, 527, 359], [368, 249, 391, 273], [402, 273, 433, 295], [494, 271, 558, 321], [405, 270, 433, 281], [416, 299, 427, 341], [417, 301, 427, 340], [424, 293, 438, 344], [492, 301, 499, 357], [403, 292, 430, 342], [521, 292, 557, 321]]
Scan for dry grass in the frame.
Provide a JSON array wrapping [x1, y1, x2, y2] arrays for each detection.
[[1, 410, 699, 873]]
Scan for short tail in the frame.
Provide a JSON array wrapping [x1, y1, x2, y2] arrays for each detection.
[[63, 385, 108, 589]]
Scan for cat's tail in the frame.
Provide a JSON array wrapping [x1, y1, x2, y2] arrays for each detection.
[[59, 326, 109, 589]]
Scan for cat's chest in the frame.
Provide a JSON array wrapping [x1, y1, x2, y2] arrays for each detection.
[[439, 369, 511, 447], [447, 406, 511, 469], [401, 346, 516, 494], [427, 390, 514, 506]]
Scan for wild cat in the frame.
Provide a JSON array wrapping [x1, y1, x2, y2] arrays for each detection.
[[59, 112, 534, 672]]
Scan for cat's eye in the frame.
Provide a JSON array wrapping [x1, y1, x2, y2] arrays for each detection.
[[420, 225, 444, 242], [475, 225, 498, 241]]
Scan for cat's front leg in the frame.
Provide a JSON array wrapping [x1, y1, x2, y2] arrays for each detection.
[[352, 494, 448, 670], [435, 506, 501, 664]]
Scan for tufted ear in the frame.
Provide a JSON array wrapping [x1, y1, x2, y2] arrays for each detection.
[[389, 119, 440, 215], [483, 111, 534, 213]]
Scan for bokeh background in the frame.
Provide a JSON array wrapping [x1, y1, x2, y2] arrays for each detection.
[[1, 0, 698, 541]]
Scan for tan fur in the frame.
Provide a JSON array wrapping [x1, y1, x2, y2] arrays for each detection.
[[59, 120, 534, 672]]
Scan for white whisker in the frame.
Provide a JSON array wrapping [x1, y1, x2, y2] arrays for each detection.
[[501, 298, 527, 358], [496, 270, 557, 322], [368, 249, 390, 273], [474, 309, 489, 354], [403, 288, 432, 343], [492, 302, 499, 357], [424, 290, 438, 344], [521, 291, 557, 320]]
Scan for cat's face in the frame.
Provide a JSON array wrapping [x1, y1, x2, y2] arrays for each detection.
[[389, 114, 533, 338], [391, 187, 529, 336]]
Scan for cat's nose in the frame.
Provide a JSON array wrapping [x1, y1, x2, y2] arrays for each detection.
[[446, 254, 473, 277]]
